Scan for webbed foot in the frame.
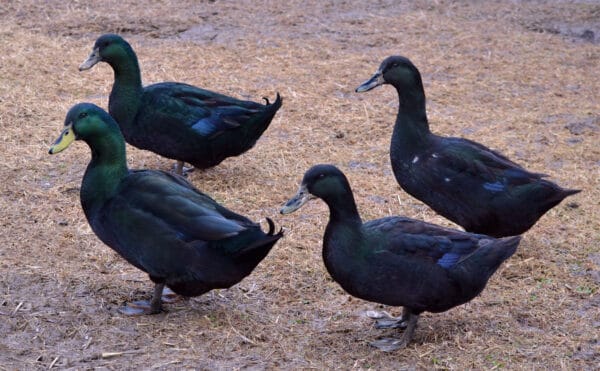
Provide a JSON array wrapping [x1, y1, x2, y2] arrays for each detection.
[[118, 283, 165, 315], [369, 312, 419, 352], [366, 309, 408, 329], [118, 300, 162, 316], [369, 337, 410, 352]]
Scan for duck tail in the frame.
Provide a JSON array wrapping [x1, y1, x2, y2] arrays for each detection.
[[476, 235, 521, 276], [562, 188, 582, 198], [265, 217, 284, 236], [492, 235, 521, 260], [452, 235, 521, 298], [262, 92, 282, 110], [250, 93, 281, 137], [231, 218, 283, 259], [536, 182, 581, 212]]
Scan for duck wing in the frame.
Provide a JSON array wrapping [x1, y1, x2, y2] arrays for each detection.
[[105, 170, 255, 243], [364, 217, 484, 269], [90, 170, 278, 287], [429, 136, 545, 187], [143, 82, 267, 138]]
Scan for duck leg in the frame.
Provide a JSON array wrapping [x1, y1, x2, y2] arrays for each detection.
[[160, 286, 179, 303], [173, 161, 195, 176], [369, 313, 419, 351], [367, 307, 409, 329], [118, 283, 165, 315]]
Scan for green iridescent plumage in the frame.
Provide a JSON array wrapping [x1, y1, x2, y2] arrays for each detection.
[[80, 34, 282, 173], [50, 103, 282, 314]]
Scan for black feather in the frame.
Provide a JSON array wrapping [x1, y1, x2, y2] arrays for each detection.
[[53, 103, 283, 305], [83, 34, 282, 169], [356, 56, 580, 237], [282, 164, 521, 347]]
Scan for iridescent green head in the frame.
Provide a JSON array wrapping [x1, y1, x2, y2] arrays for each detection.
[[79, 34, 133, 71], [49, 103, 120, 154], [280, 164, 351, 214]]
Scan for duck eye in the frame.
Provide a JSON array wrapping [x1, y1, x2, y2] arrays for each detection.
[[78, 112, 88, 119], [317, 173, 325, 179]]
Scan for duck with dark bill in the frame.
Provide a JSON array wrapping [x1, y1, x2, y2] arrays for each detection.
[[80, 34, 282, 175], [281, 164, 521, 351], [356, 56, 580, 237]]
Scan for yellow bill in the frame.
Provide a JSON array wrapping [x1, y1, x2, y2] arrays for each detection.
[[49, 124, 75, 154]]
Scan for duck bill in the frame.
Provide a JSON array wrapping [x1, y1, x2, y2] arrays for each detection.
[[355, 70, 384, 92], [79, 47, 101, 71], [280, 184, 313, 214], [49, 123, 75, 154]]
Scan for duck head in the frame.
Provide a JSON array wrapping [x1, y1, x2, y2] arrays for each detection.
[[280, 164, 350, 214], [355, 55, 421, 92], [79, 34, 131, 71], [49, 103, 120, 154]]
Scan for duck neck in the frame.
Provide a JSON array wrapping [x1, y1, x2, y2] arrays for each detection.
[[107, 48, 143, 131], [391, 82, 431, 155], [323, 189, 362, 227], [80, 132, 129, 219], [322, 187, 364, 258], [321, 187, 367, 283]]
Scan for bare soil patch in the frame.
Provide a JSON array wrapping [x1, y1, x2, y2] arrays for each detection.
[[1, 0, 598, 369]]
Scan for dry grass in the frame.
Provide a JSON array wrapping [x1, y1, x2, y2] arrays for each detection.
[[0, 0, 598, 369]]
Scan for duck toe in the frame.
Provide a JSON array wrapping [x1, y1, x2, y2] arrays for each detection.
[[369, 337, 408, 352]]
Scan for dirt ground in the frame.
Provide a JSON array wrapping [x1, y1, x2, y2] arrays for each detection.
[[0, 0, 598, 369]]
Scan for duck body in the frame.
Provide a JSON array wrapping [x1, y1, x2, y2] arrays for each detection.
[[322, 215, 517, 313], [84, 169, 281, 297], [390, 129, 579, 237], [81, 34, 282, 170], [281, 164, 520, 349], [50, 103, 282, 313], [356, 56, 580, 237]]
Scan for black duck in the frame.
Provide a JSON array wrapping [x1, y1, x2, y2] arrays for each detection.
[[80, 34, 282, 174], [356, 56, 580, 237], [49, 103, 283, 314], [281, 164, 521, 350]]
